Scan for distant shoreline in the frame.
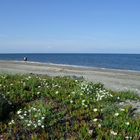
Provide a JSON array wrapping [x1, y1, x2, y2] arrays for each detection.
[[0, 53, 140, 71], [0, 60, 140, 74], [0, 60, 140, 95]]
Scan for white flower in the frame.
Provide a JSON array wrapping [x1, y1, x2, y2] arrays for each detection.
[[37, 92, 40, 95], [17, 110, 22, 114], [82, 100, 85, 103], [120, 108, 125, 111], [55, 91, 59, 94], [93, 118, 98, 122], [27, 123, 31, 127], [88, 129, 93, 135], [125, 122, 130, 126], [71, 91, 75, 94], [70, 100, 73, 103], [110, 130, 117, 136], [34, 124, 37, 128], [98, 124, 101, 128], [19, 115, 24, 119], [24, 113, 27, 116], [11, 120, 15, 124], [41, 117, 45, 120], [28, 76, 31, 79], [38, 123, 41, 126], [85, 104, 88, 108], [114, 113, 119, 117], [33, 108, 37, 111], [38, 120, 41, 123], [125, 136, 132, 139], [9, 119, 15, 125], [110, 94, 113, 97], [117, 97, 120, 100], [82, 102, 85, 106], [41, 125, 44, 128], [93, 108, 98, 112]]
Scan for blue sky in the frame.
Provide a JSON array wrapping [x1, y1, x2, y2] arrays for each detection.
[[0, 0, 140, 53]]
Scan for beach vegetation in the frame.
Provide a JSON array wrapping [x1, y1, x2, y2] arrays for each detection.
[[0, 74, 140, 139]]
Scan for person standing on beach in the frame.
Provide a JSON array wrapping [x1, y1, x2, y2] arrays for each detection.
[[23, 57, 28, 62]]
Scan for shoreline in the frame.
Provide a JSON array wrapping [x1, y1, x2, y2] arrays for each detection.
[[1, 60, 140, 74], [0, 60, 140, 94]]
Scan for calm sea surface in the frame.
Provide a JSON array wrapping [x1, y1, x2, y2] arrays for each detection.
[[0, 53, 140, 71]]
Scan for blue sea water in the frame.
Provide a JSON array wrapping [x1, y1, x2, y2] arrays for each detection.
[[0, 53, 140, 71]]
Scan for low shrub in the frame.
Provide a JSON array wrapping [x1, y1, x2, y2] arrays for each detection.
[[0, 93, 13, 121]]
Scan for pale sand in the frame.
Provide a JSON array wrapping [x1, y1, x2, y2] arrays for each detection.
[[0, 60, 140, 94]]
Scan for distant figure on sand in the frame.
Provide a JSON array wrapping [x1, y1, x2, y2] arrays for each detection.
[[23, 57, 28, 62]]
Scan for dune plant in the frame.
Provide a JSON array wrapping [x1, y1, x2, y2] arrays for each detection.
[[0, 74, 139, 139]]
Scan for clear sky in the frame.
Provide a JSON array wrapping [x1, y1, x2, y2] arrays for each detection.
[[0, 0, 140, 53]]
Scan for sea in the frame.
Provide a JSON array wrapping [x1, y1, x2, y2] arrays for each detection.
[[0, 53, 140, 71]]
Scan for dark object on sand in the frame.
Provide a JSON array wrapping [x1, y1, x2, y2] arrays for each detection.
[[24, 57, 27, 61]]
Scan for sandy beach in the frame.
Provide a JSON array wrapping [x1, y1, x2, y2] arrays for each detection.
[[0, 60, 140, 94]]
